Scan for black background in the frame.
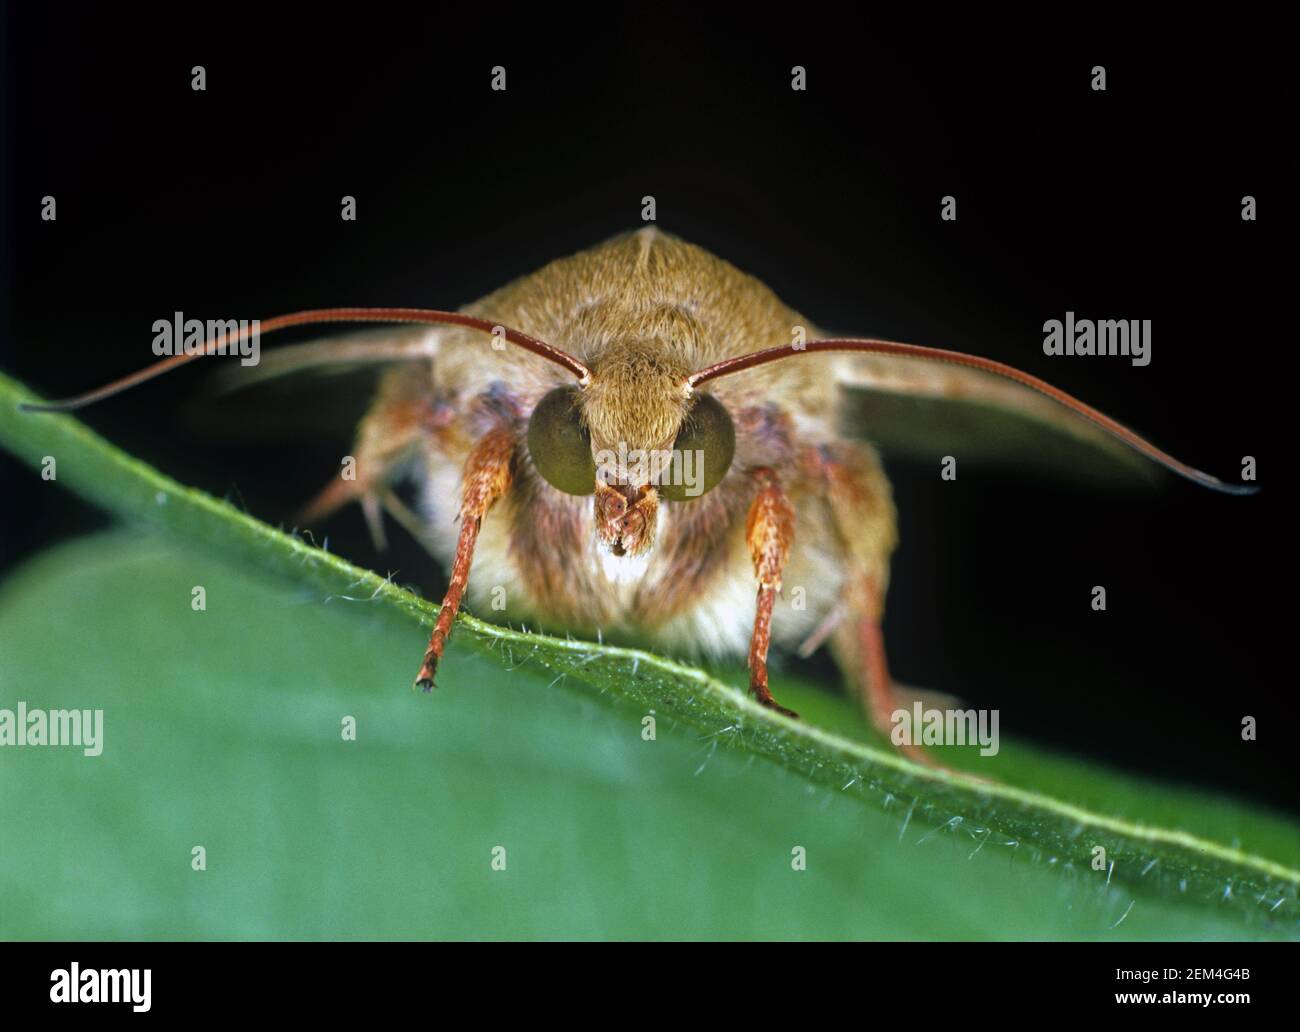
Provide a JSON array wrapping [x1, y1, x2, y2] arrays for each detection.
[[1, 6, 1291, 810], [0, 940, 1285, 1015], [0, 941, 1287, 1015]]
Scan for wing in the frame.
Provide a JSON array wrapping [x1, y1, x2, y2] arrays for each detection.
[[688, 338, 1252, 495], [179, 327, 441, 444], [828, 345, 1258, 492], [831, 349, 1159, 487], [208, 326, 441, 392]]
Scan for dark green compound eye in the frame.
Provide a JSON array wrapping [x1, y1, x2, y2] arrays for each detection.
[[658, 392, 735, 501], [527, 386, 596, 495]]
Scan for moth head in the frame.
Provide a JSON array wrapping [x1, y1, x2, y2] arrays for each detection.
[[526, 372, 736, 557]]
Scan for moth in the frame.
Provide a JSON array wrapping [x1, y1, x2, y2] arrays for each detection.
[[26, 228, 1253, 764]]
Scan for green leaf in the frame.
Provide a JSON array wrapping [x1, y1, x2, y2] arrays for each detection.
[[1, 370, 1297, 938]]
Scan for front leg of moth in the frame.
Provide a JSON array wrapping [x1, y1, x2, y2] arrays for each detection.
[[414, 427, 516, 691], [745, 469, 799, 719]]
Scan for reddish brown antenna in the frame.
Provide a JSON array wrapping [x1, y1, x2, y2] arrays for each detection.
[[687, 338, 1256, 496], [19, 307, 591, 413]]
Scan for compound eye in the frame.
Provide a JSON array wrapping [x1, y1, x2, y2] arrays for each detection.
[[527, 386, 596, 495], [658, 392, 735, 501]]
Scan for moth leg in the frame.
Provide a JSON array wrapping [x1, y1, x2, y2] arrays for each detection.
[[299, 464, 392, 552], [299, 478, 388, 552], [745, 468, 799, 718], [413, 427, 515, 691], [376, 486, 439, 554], [812, 443, 946, 767], [839, 577, 909, 741], [297, 365, 435, 549], [797, 603, 845, 658], [832, 575, 979, 772], [837, 574, 987, 774], [360, 494, 388, 552]]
